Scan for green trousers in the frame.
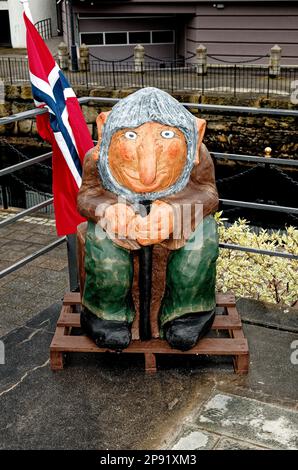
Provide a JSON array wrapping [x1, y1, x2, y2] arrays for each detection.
[[82, 215, 219, 334]]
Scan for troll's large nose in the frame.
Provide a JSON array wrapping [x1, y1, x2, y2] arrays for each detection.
[[138, 135, 157, 185]]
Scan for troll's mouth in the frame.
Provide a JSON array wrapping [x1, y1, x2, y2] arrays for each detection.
[[122, 169, 167, 181], [118, 169, 177, 194]]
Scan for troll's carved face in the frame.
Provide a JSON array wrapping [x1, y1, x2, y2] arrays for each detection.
[[108, 122, 187, 193], [98, 87, 205, 203]]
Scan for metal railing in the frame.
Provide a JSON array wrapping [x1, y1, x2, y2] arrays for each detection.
[[34, 18, 52, 41], [0, 98, 298, 291], [1, 58, 298, 98]]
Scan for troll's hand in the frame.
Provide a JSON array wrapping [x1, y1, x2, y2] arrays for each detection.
[[136, 200, 174, 246], [102, 203, 137, 238]]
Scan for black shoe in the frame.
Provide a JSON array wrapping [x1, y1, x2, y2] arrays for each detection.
[[164, 310, 215, 351], [80, 308, 132, 351]]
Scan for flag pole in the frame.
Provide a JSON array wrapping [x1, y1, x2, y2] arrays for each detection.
[[20, 0, 34, 23], [22, 3, 82, 291]]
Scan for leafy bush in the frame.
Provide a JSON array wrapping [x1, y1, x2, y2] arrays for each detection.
[[215, 213, 298, 306]]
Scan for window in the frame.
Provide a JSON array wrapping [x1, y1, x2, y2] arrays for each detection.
[[152, 30, 174, 44], [128, 31, 151, 44], [105, 32, 127, 45], [79, 30, 175, 47], [81, 33, 103, 45]]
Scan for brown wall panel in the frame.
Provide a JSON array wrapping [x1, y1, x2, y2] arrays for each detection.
[[193, 15, 298, 30], [192, 30, 298, 45]]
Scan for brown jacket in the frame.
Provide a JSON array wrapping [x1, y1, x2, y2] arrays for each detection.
[[77, 143, 218, 251]]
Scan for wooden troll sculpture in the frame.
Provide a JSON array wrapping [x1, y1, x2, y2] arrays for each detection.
[[77, 87, 219, 351]]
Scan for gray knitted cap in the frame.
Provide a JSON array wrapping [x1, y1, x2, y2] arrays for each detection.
[[98, 87, 198, 203]]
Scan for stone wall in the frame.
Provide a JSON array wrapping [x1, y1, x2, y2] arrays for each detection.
[[1, 84, 298, 158]]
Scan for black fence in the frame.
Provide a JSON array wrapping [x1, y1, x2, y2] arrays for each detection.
[[34, 18, 52, 41], [1, 57, 298, 98]]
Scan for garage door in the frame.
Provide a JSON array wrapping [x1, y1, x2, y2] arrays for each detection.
[[78, 16, 176, 62]]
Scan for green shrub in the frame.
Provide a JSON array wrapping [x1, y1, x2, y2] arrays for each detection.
[[215, 213, 298, 306]]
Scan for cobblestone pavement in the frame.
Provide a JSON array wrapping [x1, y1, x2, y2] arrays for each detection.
[[170, 390, 298, 450], [0, 209, 69, 337]]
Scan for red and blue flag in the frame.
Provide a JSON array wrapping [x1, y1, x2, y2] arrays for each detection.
[[23, 12, 93, 235]]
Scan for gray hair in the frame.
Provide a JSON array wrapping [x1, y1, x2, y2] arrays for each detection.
[[98, 87, 198, 202]]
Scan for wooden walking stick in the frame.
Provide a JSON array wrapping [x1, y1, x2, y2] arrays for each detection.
[[139, 201, 152, 341]]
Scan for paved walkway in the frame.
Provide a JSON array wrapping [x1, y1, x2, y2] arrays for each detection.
[[0, 209, 69, 337], [0, 37, 61, 57], [0, 209, 297, 450], [0, 303, 297, 450]]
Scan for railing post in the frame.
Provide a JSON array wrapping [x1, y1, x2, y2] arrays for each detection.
[[134, 44, 144, 72], [234, 64, 237, 97], [264, 146, 272, 158], [269, 44, 282, 78], [170, 62, 174, 93], [1, 183, 9, 210], [79, 43, 90, 72], [112, 61, 116, 90], [57, 42, 69, 70], [267, 67, 270, 98], [196, 44, 207, 75], [141, 61, 144, 88], [263, 146, 272, 205], [8, 57, 12, 85], [66, 234, 79, 292]]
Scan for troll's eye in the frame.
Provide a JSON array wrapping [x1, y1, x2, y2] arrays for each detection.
[[124, 131, 137, 140], [161, 130, 175, 139]]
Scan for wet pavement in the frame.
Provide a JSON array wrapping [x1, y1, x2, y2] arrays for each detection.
[[0, 302, 297, 450]]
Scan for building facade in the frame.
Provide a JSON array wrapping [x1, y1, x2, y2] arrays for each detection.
[[0, 0, 58, 48], [63, 0, 298, 64]]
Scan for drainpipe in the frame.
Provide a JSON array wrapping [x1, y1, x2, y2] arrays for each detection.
[[67, 0, 78, 72]]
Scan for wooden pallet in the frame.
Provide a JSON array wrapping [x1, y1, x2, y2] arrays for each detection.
[[50, 292, 249, 374]]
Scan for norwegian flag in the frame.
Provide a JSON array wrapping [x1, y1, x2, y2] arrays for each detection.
[[23, 12, 93, 235]]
